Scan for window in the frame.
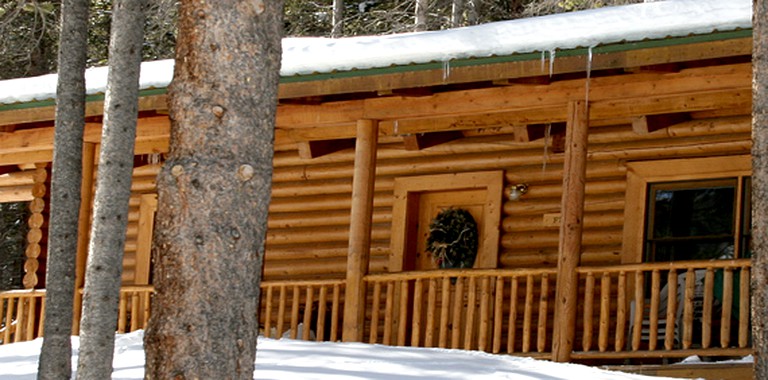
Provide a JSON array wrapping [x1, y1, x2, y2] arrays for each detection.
[[644, 177, 751, 263], [622, 155, 751, 263]]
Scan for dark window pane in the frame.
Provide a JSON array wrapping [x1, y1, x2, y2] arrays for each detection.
[[651, 185, 734, 239]]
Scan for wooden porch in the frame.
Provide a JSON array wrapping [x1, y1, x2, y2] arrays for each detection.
[[1, 259, 752, 364]]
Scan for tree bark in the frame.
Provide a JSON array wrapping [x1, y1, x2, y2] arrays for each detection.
[[75, 0, 146, 378], [332, 0, 344, 37], [753, 0, 768, 377], [143, 0, 283, 378], [38, 1, 88, 379], [415, 0, 428, 31]]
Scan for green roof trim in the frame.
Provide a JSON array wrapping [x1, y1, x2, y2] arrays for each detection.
[[0, 28, 752, 113]]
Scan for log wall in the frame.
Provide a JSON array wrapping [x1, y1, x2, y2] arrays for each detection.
[[259, 112, 750, 281]]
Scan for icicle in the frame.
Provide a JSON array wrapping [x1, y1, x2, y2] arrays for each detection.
[[148, 153, 161, 165], [540, 51, 547, 74], [394, 120, 399, 135], [585, 46, 593, 105], [442, 60, 451, 81], [548, 49, 556, 78]]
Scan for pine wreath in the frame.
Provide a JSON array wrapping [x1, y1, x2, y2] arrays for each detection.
[[426, 208, 479, 269]]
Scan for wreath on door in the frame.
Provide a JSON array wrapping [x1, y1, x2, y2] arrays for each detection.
[[426, 208, 479, 269]]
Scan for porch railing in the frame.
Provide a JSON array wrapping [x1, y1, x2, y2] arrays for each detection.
[[573, 259, 752, 359], [0, 260, 754, 362], [259, 279, 345, 342], [363, 268, 557, 358]]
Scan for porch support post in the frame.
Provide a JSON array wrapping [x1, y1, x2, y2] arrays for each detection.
[[72, 142, 96, 334], [342, 119, 379, 342], [552, 100, 589, 362]]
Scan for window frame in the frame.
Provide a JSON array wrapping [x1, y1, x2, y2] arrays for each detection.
[[622, 155, 751, 264]]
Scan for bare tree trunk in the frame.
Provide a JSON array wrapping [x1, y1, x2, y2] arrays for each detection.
[[415, 0, 427, 31], [143, 0, 283, 378], [332, 0, 344, 37], [37, 1, 88, 379], [75, 0, 147, 378], [451, 0, 463, 28], [753, 0, 768, 377], [465, 0, 478, 26]]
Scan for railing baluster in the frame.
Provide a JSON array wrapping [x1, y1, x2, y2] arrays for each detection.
[[117, 292, 127, 334], [412, 279, 424, 347], [523, 274, 533, 353], [492, 276, 504, 353], [290, 285, 300, 339], [3, 298, 12, 343], [682, 268, 695, 349], [721, 268, 733, 348], [463, 276, 477, 350], [703, 268, 715, 349], [507, 276, 518, 354], [631, 271, 644, 351], [130, 293, 140, 332], [263, 285, 273, 338], [383, 282, 394, 345], [478, 277, 491, 352], [397, 280, 409, 346], [277, 285, 287, 338], [739, 267, 750, 348], [331, 284, 341, 342], [302, 286, 314, 340], [14, 297, 25, 343], [582, 272, 595, 352], [451, 277, 464, 349], [439, 277, 451, 348], [317, 285, 328, 342], [649, 269, 660, 350], [665, 269, 678, 350], [598, 272, 610, 352], [537, 274, 549, 353], [615, 271, 627, 352], [425, 278, 437, 347], [38, 297, 46, 338], [370, 282, 382, 343]]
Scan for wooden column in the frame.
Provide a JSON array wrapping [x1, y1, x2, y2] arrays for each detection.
[[342, 119, 378, 342], [23, 164, 48, 289], [552, 100, 589, 362], [73, 142, 96, 334]]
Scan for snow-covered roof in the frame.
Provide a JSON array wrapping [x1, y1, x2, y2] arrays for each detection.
[[0, 0, 751, 107]]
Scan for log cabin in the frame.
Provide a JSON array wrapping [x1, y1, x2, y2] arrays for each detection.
[[0, 0, 756, 377]]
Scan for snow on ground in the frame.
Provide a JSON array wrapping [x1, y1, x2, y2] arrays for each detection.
[[0, 330, 689, 380]]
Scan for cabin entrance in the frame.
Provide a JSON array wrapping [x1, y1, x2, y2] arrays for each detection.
[[389, 171, 503, 272], [410, 189, 485, 271]]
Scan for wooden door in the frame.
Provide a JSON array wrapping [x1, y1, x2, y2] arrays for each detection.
[[413, 189, 486, 270]]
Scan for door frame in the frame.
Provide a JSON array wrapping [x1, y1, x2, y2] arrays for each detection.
[[389, 171, 503, 272]]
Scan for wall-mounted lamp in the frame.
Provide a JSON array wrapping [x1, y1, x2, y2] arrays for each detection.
[[508, 184, 529, 201]]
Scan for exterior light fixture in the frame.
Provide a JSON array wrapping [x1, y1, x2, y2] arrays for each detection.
[[508, 184, 529, 201]]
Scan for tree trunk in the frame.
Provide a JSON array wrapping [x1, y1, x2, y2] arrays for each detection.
[[75, 0, 146, 378], [451, 0, 463, 28], [37, 1, 88, 379], [332, 0, 344, 37], [143, 0, 283, 378], [415, 0, 428, 31], [753, 0, 768, 377]]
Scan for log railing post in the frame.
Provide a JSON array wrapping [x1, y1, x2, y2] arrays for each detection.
[[552, 100, 589, 362], [342, 119, 378, 342]]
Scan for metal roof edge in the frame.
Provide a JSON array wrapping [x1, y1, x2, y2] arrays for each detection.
[[0, 28, 752, 114]]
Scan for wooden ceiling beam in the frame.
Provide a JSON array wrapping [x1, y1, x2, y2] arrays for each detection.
[[514, 122, 566, 142], [402, 130, 464, 151], [631, 112, 692, 134], [297, 138, 356, 159]]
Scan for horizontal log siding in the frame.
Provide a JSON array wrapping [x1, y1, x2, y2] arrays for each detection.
[[121, 164, 160, 284], [118, 102, 750, 283]]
